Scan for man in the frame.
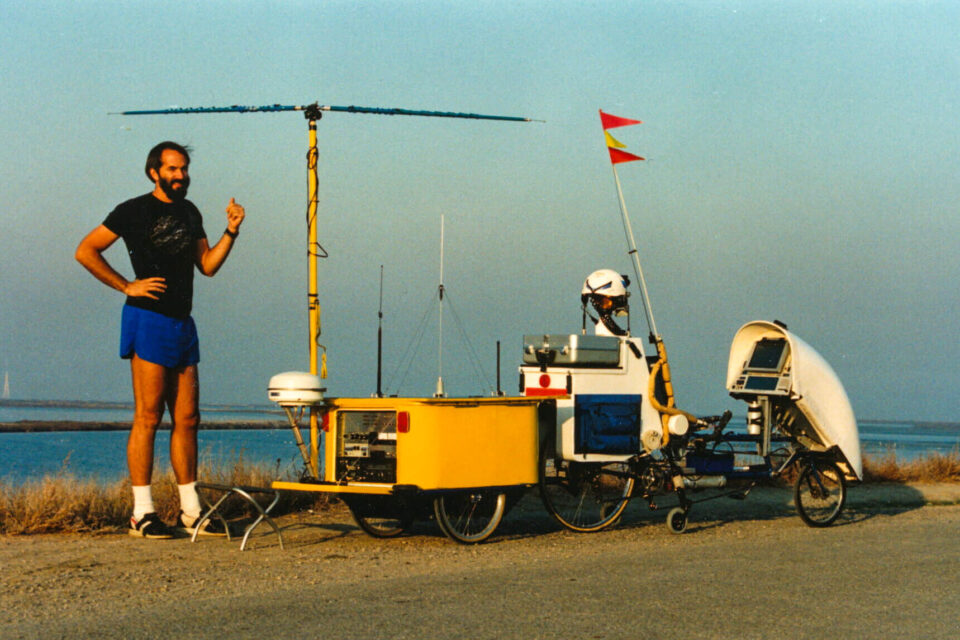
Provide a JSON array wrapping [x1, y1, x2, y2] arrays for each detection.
[[76, 141, 245, 539]]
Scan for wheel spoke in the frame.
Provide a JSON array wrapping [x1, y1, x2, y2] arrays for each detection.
[[434, 491, 506, 544], [795, 460, 846, 527], [346, 497, 414, 539], [539, 432, 633, 533]]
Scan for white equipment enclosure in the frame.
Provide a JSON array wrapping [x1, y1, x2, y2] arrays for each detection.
[[727, 321, 862, 481]]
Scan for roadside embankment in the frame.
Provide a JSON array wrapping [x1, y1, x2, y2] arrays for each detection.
[[2, 498, 959, 639]]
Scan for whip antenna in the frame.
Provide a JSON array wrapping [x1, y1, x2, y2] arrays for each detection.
[[435, 216, 446, 398], [376, 264, 384, 398]]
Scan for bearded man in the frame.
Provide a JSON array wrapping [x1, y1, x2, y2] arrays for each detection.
[[76, 141, 245, 538]]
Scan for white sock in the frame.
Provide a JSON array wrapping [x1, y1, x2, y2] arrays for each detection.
[[132, 485, 154, 521], [178, 481, 202, 520]]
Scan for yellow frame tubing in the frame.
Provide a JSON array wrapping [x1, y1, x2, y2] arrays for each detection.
[[272, 481, 394, 496], [648, 337, 700, 444]]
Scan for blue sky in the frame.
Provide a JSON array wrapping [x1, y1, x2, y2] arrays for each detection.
[[1, 1, 958, 421]]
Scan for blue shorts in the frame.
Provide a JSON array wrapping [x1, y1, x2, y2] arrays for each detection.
[[120, 305, 200, 368]]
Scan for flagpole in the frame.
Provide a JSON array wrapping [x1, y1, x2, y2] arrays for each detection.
[[600, 109, 700, 429], [611, 164, 658, 339]]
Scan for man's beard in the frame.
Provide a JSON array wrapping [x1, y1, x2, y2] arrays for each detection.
[[159, 176, 190, 201]]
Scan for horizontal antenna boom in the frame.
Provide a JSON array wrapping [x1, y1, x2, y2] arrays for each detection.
[[116, 102, 538, 122]]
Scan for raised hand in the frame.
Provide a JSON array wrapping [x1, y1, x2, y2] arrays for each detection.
[[226, 197, 245, 233]]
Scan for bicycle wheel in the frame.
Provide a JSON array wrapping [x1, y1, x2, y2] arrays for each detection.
[[539, 436, 634, 533], [350, 509, 414, 538], [344, 496, 414, 539], [794, 459, 846, 527], [433, 490, 506, 544]]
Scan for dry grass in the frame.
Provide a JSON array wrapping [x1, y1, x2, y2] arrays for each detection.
[[757, 449, 960, 487], [3, 449, 959, 535], [0, 473, 131, 535], [862, 447, 960, 483], [0, 455, 332, 535]]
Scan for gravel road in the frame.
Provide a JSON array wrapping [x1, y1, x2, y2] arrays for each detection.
[[3, 485, 959, 639]]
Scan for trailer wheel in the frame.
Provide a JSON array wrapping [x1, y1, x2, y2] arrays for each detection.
[[343, 496, 415, 539], [538, 429, 633, 533], [349, 509, 414, 539], [666, 506, 688, 534], [794, 459, 846, 527], [433, 491, 506, 544]]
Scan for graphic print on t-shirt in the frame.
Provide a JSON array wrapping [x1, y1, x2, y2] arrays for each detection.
[[149, 215, 193, 257]]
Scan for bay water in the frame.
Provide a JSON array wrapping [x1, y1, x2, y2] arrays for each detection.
[[1, 404, 958, 484], [0, 403, 307, 484]]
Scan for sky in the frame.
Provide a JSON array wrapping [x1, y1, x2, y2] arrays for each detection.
[[1, 1, 958, 422]]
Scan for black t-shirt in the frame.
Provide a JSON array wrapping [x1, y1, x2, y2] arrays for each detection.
[[103, 193, 207, 319]]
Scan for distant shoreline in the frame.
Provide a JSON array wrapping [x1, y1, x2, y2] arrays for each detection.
[[0, 399, 275, 412], [0, 421, 281, 433], [2, 400, 958, 433]]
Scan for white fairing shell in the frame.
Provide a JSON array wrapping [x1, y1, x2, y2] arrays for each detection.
[[727, 321, 862, 480]]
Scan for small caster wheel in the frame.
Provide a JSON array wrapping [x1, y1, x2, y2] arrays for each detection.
[[666, 506, 688, 534]]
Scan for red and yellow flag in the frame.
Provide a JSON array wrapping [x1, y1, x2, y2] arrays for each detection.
[[600, 110, 644, 164]]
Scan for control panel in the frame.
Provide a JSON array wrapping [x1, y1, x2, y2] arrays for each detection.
[[336, 411, 397, 483], [729, 337, 792, 397]]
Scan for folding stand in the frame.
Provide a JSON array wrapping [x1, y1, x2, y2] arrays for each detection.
[[193, 483, 284, 551]]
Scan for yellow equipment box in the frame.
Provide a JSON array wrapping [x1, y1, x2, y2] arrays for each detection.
[[324, 396, 541, 491]]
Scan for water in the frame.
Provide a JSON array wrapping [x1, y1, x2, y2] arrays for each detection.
[[721, 419, 960, 462], [857, 421, 960, 461], [1, 404, 958, 483], [0, 428, 309, 484], [0, 403, 281, 424], [0, 403, 310, 484]]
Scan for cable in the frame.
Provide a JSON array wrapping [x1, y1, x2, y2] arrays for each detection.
[[385, 290, 438, 394], [444, 291, 495, 393]]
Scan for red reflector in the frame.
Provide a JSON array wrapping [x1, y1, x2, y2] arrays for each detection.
[[397, 411, 410, 433], [321, 412, 330, 432], [525, 388, 567, 397], [539, 374, 551, 388]]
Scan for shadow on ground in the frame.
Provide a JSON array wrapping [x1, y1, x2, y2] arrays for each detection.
[[486, 482, 931, 542], [229, 482, 935, 549]]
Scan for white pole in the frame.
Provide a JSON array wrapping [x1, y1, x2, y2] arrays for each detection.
[[612, 165, 659, 338]]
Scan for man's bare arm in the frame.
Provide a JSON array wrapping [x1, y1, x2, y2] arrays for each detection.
[[75, 224, 166, 300], [196, 198, 245, 277]]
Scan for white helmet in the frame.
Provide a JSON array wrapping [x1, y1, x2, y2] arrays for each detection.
[[581, 269, 631, 336], [581, 269, 629, 299]]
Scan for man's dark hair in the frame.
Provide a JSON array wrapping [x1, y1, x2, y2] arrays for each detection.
[[145, 141, 191, 180]]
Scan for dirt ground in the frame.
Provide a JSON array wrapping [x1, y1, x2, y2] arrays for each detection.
[[2, 484, 959, 639]]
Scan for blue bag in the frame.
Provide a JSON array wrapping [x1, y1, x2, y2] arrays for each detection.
[[574, 394, 641, 455]]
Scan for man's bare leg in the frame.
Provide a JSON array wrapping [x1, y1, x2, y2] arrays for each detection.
[[129, 355, 168, 487], [127, 355, 174, 537], [167, 364, 210, 524], [167, 364, 200, 485]]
